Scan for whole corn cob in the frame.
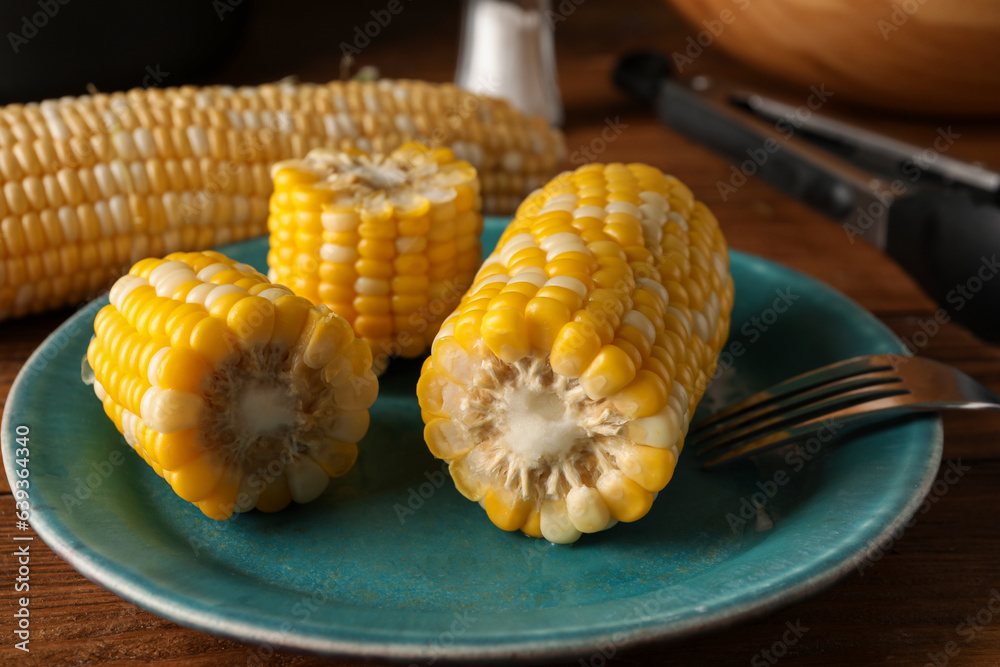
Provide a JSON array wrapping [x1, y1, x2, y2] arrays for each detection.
[[0, 79, 566, 320], [417, 163, 733, 543], [84, 250, 377, 520], [267, 143, 483, 372]]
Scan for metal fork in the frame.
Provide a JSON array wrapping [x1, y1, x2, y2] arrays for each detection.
[[692, 354, 1000, 468]]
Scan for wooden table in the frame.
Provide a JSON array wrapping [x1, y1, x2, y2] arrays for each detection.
[[2, 0, 999, 664]]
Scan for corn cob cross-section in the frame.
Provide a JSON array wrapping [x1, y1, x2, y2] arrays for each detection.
[[84, 250, 377, 519], [268, 143, 483, 372], [418, 163, 734, 543], [0, 79, 565, 320]]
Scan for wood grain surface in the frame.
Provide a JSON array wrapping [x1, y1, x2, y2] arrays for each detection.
[[2, 0, 999, 664]]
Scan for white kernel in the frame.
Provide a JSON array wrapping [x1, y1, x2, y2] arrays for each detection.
[[111, 131, 138, 161], [323, 114, 340, 139], [149, 260, 190, 285], [691, 310, 711, 342], [665, 306, 692, 338], [573, 205, 606, 219], [286, 456, 330, 504], [319, 244, 357, 263], [184, 282, 215, 306], [712, 252, 728, 279], [133, 128, 155, 159], [667, 210, 689, 231], [637, 278, 669, 307], [93, 164, 116, 198], [639, 202, 667, 224], [109, 161, 130, 193], [257, 287, 291, 302], [545, 241, 589, 262], [109, 275, 147, 310], [93, 200, 115, 236], [540, 499, 582, 544], [45, 115, 70, 142], [627, 410, 680, 448], [539, 194, 577, 214], [155, 269, 197, 298], [544, 275, 587, 298], [140, 387, 202, 434], [203, 283, 245, 309], [57, 206, 79, 242], [147, 347, 170, 386], [241, 110, 260, 130], [233, 263, 259, 275], [606, 201, 641, 218], [639, 190, 669, 210], [623, 309, 656, 343], [121, 409, 139, 449], [197, 263, 230, 281], [539, 232, 583, 251], [507, 269, 547, 287], [394, 114, 416, 135], [321, 210, 360, 232], [498, 233, 538, 265], [186, 126, 208, 157], [566, 486, 611, 534], [471, 273, 509, 293], [672, 381, 689, 409]]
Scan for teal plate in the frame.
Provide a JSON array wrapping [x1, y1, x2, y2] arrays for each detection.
[[3, 216, 941, 662]]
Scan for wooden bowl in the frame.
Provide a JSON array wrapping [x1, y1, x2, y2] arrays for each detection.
[[668, 0, 1000, 116]]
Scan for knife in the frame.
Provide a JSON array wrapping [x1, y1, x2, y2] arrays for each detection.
[[613, 51, 1000, 343]]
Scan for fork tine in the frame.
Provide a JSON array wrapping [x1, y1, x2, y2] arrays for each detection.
[[702, 393, 918, 468], [693, 384, 911, 461], [693, 373, 902, 453], [690, 354, 897, 437]]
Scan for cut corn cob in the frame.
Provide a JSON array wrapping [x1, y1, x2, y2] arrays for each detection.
[[83, 250, 377, 519], [417, 163, 734, 543], [0, 79, 565, 321], [267, 143, 483, 372]]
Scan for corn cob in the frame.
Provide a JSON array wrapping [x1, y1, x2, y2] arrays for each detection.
[[0, 79, 566, 321], [267, 143, 482, 372], [84, 250, 377, 520], [417, 163, 733, 543]]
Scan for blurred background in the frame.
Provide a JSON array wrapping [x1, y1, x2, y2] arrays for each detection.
[[3, 0, 999, 116]]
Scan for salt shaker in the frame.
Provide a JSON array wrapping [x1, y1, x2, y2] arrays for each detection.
[[455, 0, 564, 126]]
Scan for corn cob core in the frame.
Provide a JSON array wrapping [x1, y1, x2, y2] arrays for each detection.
[[84, 250, 377, 520], [267, 144, 483, 372], [418, 163, 734, 543], [0, 79, 565, 320]]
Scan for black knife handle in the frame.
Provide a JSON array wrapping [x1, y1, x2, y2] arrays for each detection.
[[888, 192, 1000, 343]]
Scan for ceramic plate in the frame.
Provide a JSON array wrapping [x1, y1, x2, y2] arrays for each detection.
[[2, 216, 941, 662]]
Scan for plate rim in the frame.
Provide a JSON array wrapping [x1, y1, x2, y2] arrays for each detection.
[[2, 243, 944, 662]]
